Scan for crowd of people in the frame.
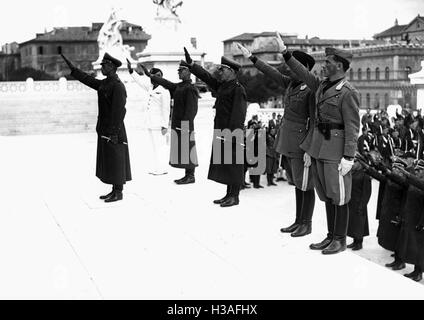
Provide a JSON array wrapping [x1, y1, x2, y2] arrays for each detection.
[[59, 29, 424, 283]]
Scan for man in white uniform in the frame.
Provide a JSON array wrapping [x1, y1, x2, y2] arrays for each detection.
[[128, 60, 171, 175]]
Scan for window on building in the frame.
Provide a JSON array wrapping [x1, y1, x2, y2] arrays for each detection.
[[366, 93, 370, 108], [385, 67, 390, 80], [366, 68, 371, 80], [57, 46, 62, 54], [384, 93, 389, 107], [375, 67, 380, 80], [374, 93, 380, 109], [405, 66, 412, 78], [350, 69, 354, 80], [358, 68, 362, 80], [38, 46, 44, 55]]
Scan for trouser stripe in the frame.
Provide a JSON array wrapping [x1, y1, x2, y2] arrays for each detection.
[[338, 172, 345, 206]]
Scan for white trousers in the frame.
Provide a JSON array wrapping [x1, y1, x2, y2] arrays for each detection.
[[147, 128, 169, 174]]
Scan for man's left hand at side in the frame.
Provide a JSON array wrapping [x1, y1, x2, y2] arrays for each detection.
[[339, 157, 354, 176]]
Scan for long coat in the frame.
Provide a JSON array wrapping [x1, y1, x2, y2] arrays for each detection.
[[151, 77, 199, 169], [396, 185, 424, 267], [377, 172, 408, 251], [71, 69, 131, 185], [347, 165, 371, 239], [190, 64, 247, 185]]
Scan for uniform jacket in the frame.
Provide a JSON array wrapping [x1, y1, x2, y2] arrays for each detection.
[[253, 59, 313, 159], [71, 68, 131, 184], [286, 56, 360, 161], [131, 72, 171, 129], [190, 63, 247, 185]]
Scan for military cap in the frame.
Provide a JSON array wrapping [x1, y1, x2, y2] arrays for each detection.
[[178, 60, 191, 71], [415, 159, 424, 171], [150, 67, 163, 75], [101, 53, 122, 68], [292, 51, 315, 71], [219, 56, 241, 72], [325, 47, 353, 64]]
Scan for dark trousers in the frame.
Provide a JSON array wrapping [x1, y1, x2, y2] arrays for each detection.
[[226, 184, 241, 197], [113, 184, 123, 192]]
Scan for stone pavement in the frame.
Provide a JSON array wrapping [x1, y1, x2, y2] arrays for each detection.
[[0, 104, 423, 300]]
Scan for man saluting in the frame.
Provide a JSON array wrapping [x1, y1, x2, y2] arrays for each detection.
[[61, 53, 132, 202]]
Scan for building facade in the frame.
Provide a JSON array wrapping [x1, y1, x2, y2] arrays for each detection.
[[19, 22, 150, 78], [310, 43, 424, 109], [374, 15, 424, 43], [0, 42, 20, 81]]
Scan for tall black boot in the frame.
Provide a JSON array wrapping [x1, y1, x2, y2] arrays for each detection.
[[252, 175, 263, 188], [220, 185, 240, 207], [309, 201, 334, 250], [267, 174, 277, 186], [214, 185, 231, 204], [322, 204, 348, 255], [100, 185, 115, 200], [385, 252, 405, 270], [281, 188, 303, 233], [105, 184, 123, 203], [291, 189, 315, 237]]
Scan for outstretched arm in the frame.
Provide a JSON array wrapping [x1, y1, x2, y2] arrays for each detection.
[[62, 54, 101, 91], [183, 47, 220, 91], [139, 63, 177, 93], [235, 42, 290, 88], [275, 32, 320, 92]]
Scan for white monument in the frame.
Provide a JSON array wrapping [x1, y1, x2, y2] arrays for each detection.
[[92, 8, 137, 78], [136, 0, 205, 82], [409, 61, 424, 112]]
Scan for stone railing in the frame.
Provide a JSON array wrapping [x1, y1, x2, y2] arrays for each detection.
[[0, 78, 93, 95]]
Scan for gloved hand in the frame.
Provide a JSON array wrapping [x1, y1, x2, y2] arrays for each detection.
[[140, 64, 151, 77], [126, 58, 133, 74], [110, 134, 118, 145], [161, 127, 168, 135], [235, 42, 252, 58], [61, 54, 76, 71], [338, 157, 354, 176], [303, 153, 311, 168], [183, 47, 193, 65], [275, 31, 287, 53]]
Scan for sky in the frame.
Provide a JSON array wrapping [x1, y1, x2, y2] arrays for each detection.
[[1, 0, 423, 61]]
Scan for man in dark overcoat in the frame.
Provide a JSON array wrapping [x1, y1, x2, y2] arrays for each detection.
[[237, 42, 316, 237], [140, 62, 199, 184], [183, 48, 247, 207], [279, 33, 360, 254], [61, 53, 131, 202]]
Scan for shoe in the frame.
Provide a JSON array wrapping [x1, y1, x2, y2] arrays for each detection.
[[385, 260, 398, 268], [347, 242, 356, 249], [104, 192, 123, 203], [253, 184, 264, 189], [351, 243, 363, 251], [291, 223, 311, 237], [280, 222, 299, 233], [220, 196, 239, 207], [391, 262, 406, 271], [243, 181, 251, 187], [267, 182, 277, 186], [174, 176, 186, 183], [309, 236, 332, 250], [322, 239, 346, 255], [99, 190, 114, 200], [175, 176, 195, 185], [213, 195, 230, 204], [404, 270, 419, 278], [411, 273, 423, 282]]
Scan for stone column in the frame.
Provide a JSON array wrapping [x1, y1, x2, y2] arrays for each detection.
[[409, 60, 424, 112]]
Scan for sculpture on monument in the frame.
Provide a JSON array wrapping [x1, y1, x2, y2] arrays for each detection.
[[95, 8, 135, 65], [153, 0, 183, 22]]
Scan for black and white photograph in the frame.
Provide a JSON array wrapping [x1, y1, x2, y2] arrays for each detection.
[[1, 0, 424, 307]]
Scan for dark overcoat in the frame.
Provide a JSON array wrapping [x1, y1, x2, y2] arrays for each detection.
[[396, 186, 424, 267], [377, 172, 408, 251], [190, 64, 247, 185], [151, 77, 199, 169], [71, 69, 131, 185], [347, 166, 371, 239]]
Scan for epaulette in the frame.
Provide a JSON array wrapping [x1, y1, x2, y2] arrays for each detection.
[[336, 80, 355, 91], [300, 84, 308, 91]]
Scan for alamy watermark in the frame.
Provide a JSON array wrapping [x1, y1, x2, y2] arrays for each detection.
[[169, 121, 266, 175]]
